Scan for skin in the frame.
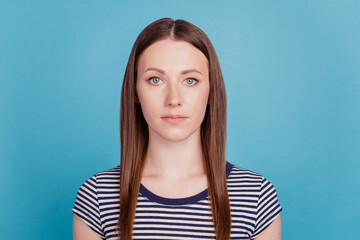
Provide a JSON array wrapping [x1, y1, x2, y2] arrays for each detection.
[[136, 38, 210, 198], [73, 214, 101, 240], [73, 38, 281, 239], [256, 215, 282, 240]]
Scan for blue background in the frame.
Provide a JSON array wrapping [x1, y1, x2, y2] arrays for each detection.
[[1, 0, 359, 239]]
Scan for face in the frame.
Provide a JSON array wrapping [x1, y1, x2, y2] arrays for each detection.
[[136, 38, 210, 142]]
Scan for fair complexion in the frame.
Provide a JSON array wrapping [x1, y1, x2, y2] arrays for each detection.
[[73, 214, 101, 240], [257, 215, 282, 240], [73, 38, 281, 239], [136, 38, 210, 198]]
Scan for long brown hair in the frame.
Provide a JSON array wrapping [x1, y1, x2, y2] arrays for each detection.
[[118, 18, 230, 239]]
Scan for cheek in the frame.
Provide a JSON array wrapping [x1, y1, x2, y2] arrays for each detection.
[[139, 100, 154, 120], [192, 88, 210, 119], [137, 93, 159, 124], [199, 85, 210, 105]]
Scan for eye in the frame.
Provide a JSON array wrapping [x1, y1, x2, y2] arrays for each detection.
[[148, 77, 163, 85], [184, 78, 198, 86]]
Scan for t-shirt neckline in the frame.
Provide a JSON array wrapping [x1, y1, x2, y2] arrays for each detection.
[[139, 161, 233, 206]]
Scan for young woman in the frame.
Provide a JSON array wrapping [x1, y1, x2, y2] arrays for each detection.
[[72, 18, 282, 240]]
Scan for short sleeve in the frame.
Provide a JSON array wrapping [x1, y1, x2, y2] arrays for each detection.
[[251, 177, 282, 239], [72, 174, 105, 239]]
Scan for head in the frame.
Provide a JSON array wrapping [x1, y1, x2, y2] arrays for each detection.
[[119, 18, 230, 239], [121, 17, 226, 148]]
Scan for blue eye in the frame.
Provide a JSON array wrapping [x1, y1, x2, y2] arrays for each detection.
[[185, 78, 198, 85], [149, 77, 162, 84]]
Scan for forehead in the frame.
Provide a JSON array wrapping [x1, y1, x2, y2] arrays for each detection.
[[137, 38, 209, 74]]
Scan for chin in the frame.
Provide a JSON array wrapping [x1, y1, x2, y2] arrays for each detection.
[[160, 128, 200, 142], [149, 125, 200, 142], [161, 133, 190, 142]]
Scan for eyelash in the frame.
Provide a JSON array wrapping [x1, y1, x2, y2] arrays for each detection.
[[148, 77, 199, 86]]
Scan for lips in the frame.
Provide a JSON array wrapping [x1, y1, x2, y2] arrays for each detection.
[[161, 115, 188, 124], [162, 114, 187, 118]]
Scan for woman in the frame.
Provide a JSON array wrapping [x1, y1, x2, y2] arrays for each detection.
[[72, 18, 282, 240]]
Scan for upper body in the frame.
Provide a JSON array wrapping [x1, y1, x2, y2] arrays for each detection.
[[72, 161, 282, 240]]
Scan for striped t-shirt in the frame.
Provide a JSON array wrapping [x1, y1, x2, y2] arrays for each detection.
[[72, 161, 282, 239]]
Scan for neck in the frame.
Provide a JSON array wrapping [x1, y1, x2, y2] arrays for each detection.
[[142, 128, 205, 180]]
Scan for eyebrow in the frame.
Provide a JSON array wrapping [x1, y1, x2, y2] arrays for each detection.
[[144, 67, 203, 75]]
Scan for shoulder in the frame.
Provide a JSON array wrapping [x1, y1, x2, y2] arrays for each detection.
[[226, 161, 282, 238], [93, 165, 121, 182], [226, 162, 265, 199], [90, 165, 121, 192], [72, 165, 120, 239], [227, 161, 264, 183], [226, 161, 280, 199], [75, 165, 121, 198]]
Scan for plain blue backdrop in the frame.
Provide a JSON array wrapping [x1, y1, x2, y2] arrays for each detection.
[[1, 0, 359, 239]]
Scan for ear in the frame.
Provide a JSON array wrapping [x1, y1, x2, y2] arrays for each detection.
[[134, 95, 140, 104]]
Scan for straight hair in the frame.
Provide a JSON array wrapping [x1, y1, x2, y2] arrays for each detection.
[[118, 18, 230, 240]]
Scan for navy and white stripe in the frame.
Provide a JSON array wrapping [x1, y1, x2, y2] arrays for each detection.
[[72, 162, 282, 239]]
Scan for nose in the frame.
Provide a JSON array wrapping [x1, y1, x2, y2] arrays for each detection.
[[165, 84, 182, 107]]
